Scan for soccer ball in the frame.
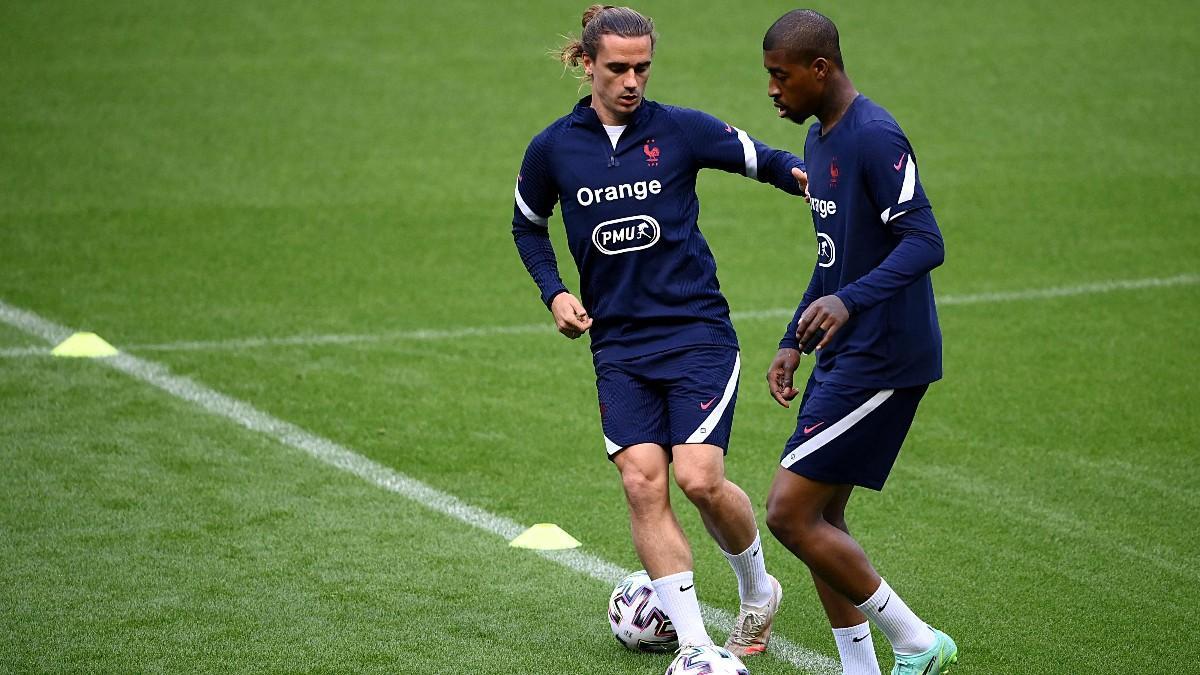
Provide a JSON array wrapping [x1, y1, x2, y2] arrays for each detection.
[[665, 644, 749, 675], [608, 570, 678, 652]]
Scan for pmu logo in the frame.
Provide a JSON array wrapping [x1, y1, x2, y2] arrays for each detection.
[[593, 215, 660, 255], [817, 232, 836, 268]]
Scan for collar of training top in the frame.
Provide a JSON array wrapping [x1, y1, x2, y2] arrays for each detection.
[[570, 95, 654, 130]]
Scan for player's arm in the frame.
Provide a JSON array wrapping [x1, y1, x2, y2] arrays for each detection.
[[767, 263, 821, 407], [834, 121, 944, 314], [669, 107, 807, 195], [511, 135, 592, 340], [797, 122, 945, 353], [781, 264, 823, 352]]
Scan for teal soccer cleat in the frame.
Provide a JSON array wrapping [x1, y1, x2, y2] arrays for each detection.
[[891, 627, 957, 675]]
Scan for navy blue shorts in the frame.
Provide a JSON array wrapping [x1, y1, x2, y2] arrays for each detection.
[[595, 346, 740, 460], [779, 375, 928, 490]]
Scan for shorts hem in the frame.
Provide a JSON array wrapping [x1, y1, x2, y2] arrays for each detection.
[[607, 440, 670, 463], [781, 464, 886, 491]]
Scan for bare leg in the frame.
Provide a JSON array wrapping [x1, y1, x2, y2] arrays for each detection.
[[613, 443, 692, 577], [672, 443, 757, 554], [613, 443, 713, 646], [769, 469, 942, 662], [765, 469, 881, 604], [674, 443, 780, 657], [810, 484, 871, 628]]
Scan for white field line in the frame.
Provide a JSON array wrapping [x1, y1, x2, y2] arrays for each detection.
[[0, 298, 841, 675], [0, 345, 50, 357], [728, 273, 1200, 321], [3, 273, 1190, 359]]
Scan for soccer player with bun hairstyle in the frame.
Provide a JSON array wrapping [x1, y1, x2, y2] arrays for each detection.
[[761, 9, 958, 675], [512, 4, 809, 657]]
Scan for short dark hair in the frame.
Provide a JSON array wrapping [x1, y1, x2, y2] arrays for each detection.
[[763, 9, 843, 69]]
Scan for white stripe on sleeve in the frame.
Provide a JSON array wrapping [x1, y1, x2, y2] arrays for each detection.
[[880, 155, 917, 223], [899, 155, 917, 203], [515, 183, 549, 227], [733, 128, 758, 180]]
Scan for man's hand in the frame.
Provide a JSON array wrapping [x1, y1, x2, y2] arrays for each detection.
[[550, 292, 593, 340], [791, 166, 810, 202], [767, 347, 802, 408], [795, 295, 849, 353]]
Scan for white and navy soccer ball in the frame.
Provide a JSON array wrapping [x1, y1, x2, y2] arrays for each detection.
[[608, 570, 678, 652], [665, 644, 749, 675]]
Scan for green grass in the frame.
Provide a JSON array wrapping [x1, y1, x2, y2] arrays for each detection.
[[2, 1, 1198, 672]]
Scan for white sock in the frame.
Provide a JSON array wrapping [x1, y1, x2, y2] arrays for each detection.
[[854, 578, 936, 655], [651, 571, 712, 647], [721, 532, 772, 606], [832, 622, 881, 675]]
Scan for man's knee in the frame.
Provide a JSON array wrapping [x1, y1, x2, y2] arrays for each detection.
[[765, 498, 794, 541], [766, 490, 821, 547], [619, 464, 668, 513], [675, 467, 724, 510]]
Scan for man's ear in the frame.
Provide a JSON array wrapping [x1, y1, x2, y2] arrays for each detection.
[[812, 57, 830, 81]]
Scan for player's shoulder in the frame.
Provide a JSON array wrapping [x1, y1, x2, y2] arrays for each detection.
[[525, 113, 573, 153], [655, 100, 697, 116], [654, 101, 725, 128], [849, 96, 906, 140]]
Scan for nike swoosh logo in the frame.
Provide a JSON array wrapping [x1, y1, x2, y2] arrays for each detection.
[[877, 594, 890, 612], [679, 584, 694, 592], [803, 421, 825, 434], [751, 547, 760, 557], [921, 657, 937, 674], [894, 154, 905, 171], [699, 396, 718, 411], [852, 633, 870, 643]]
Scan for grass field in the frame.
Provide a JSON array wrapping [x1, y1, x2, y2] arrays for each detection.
[[2, 1, 1198, 673]]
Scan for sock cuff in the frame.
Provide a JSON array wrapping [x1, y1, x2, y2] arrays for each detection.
[[832, 622, 871, 638], [651, 570, 694, 586], [724, 531, 762, 560], [855, 577, 891, 613]]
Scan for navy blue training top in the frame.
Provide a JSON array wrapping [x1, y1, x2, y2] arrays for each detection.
[[781, 95, 944, 388], [513, 96, 805, 363]]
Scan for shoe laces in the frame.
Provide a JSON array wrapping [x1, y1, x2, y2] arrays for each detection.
[[727, 608, 768, 646]]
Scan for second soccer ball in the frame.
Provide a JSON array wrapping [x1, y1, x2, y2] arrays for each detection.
[[665, 644, 749, 675]]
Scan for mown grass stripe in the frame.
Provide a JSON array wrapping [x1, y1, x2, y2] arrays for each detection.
[[127, 273, 1200, 354], [2, 274, 1193, 358]]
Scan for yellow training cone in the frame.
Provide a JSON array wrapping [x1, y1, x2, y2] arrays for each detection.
[[51, 332, 118, 358], [509, 523, 582, 550]]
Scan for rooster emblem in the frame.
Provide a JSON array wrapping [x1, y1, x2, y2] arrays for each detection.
[[644, 140, 661, 167]]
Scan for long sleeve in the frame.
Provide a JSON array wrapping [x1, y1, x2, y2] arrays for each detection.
[[834, 209, 944, 314], [780, 263, 823, 349], [834, 121, 944, 314], [513, 225, 566, 307], [667, 107, 806, 195], [511, 133, 567, 307]]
